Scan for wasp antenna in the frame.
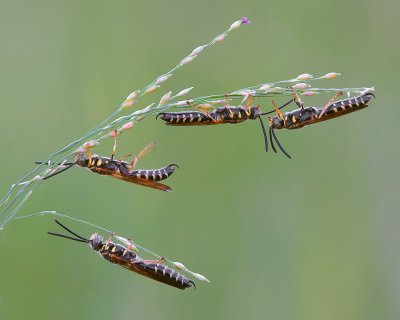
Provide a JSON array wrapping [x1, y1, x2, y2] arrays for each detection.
[[35, 161, 75, 166], [270, 128, 291, 159], [260, 98, 293, 116], [258, 117, 268, 152], [47, 232, 88, 243], [42, 162, 76, 180], [54, 220, 88, 241], [269, 127, 277, 153], [35, 161, 48, 165]]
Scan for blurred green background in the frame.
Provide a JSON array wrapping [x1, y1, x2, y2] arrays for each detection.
[[0, 0, 398, 319]]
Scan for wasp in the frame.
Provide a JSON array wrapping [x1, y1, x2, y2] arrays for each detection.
[[268, 89, 375, 158], [37, 137, 178, 192], [156, 96, 291, 153], [48, 220, 196, 290]]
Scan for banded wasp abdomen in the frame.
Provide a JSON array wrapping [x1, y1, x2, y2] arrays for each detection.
[[137, 262, 196, 289], [131, 164, 179, 181], [157, 105, 262, 126], [157, 111, 211, 125], [98, 240, 194, 289], [324, 92, 375, 117], [156, 103, 275, 154]]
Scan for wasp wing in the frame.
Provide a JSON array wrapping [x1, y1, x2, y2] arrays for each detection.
[[108, 170, 172, 192], [89, 162, 173, 191]]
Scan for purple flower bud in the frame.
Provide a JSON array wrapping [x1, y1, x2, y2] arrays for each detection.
[[241, 17, 251, 24], [230, 17, 251, 31]]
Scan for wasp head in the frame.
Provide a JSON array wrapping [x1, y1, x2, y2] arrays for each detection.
[[249, 105, 261, 119], [269, 116, 284, 129], [75, 153, 89, 166], [89, 233, 103, 251]]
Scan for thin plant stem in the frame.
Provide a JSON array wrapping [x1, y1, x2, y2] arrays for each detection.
[[0, 18, 251, 229], [0, 17, 374, 230]]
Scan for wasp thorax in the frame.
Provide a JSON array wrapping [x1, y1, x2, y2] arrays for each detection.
[[269, 116, 284, 129], [89, 233, 103, 251]]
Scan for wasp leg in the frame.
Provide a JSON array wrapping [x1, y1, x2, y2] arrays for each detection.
[[106, 231, 116, 244], [111, 129, 118, 161], [272, 100, 285, 122], [84, 145, 94, 160], [189, 99, 217, 122], [245, 95, 255, 113], [261, 98, 294, 116], [203, 111, 217, 122], [318, 91, 344, 119], [119, 153, 133, 162], [129, 158, 138, 170], [129, 142, 158, 170], [143, 257, 166, 264], [224, 93, 234, 118], [186, 99, 196, 108], [287, 86, 305, 110], [224, 93, 230, 106]]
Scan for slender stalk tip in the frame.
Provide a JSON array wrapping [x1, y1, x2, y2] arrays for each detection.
[[302, 91, 318, 97], [321, 72, 341, 79], [296, 73, 314, 80], [293, 83, 311, 90], [229, 17, 251, 31]]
